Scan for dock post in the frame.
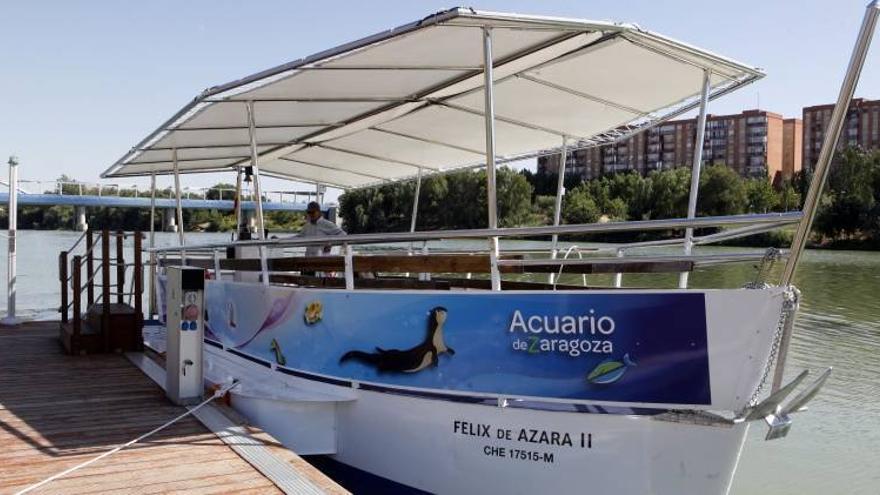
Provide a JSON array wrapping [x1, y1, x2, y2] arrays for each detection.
[[86, 230, 94, 306], [75, 206, 88, 232], [2, 156, 19, 325], [134, 231, 143, 350], [59, 251, 69, 323], [72, 255, 82, 340], [102, 229, 111, 352], [116, 231, 125, 304]]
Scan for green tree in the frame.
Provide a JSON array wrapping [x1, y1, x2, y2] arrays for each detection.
[[746, 178, 779, 213], [647, 167, 690, 219], [697, 164, 747, 217], [562, 186, 600, 224]]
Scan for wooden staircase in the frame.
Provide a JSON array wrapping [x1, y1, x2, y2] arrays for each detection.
[[59, 229, 144, 355]]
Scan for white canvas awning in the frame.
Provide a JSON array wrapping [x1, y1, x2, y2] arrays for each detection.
[[103, 7, 763, 188]]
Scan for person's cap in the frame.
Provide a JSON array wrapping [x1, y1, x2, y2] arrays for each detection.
[[307, 201, 321, 212]]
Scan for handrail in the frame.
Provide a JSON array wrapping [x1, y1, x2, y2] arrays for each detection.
[[148, 211, 803, 254], [66, 230, 89, 253], [498, 251, 788, 269]]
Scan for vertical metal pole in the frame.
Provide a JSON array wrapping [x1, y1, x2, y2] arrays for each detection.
[[148, 172, 156, 318], [172, 148, 186, 263], [246, 101, 269, 285], [772, 1, 880, 393], [234, 167, 243, 236], [407, 169, 423, 270], [343, 244, 354, 290], [213, 249, 221, 280], [549, 138, 567, 285], [410, 168, 422, 233], [116, 231, 125, 304], [783, 2, 880, 286], [2, 156, 19, 325], [59, 251, 68, 324], [613, 248, 625, 288], [246, 101, 266, 240], [679, 69, 712, 289], [482, 27, 501, 291], [86, 230, 94, 306]]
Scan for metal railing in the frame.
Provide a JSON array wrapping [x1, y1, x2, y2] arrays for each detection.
[[5, 179, 323, 205], [148, 211, 802, 291], [59, 230, 143, 350]]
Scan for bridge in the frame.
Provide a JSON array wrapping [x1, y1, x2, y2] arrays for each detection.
[[0, 179, 328, 231]]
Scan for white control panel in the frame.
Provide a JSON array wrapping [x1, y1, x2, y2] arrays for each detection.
[[165, 266, 205, 405]]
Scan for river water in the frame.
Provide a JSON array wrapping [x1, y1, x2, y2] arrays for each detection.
[[0, 230, 877, 494]]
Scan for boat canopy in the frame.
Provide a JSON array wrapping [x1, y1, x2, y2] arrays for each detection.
[[102, 7, 763, 188]]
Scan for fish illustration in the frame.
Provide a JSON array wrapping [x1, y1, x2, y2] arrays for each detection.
[[586, 353, 637, 385], [270, 338, 287, 366], [304, 301, 323, 325]]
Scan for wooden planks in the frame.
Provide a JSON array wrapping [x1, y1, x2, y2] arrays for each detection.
[[0, 322, 346, 494]]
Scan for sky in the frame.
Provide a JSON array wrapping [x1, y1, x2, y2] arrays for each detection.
[[2, 0, 879, 200]]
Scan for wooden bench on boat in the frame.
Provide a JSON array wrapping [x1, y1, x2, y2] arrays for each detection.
[[160, 253, 695, 290]]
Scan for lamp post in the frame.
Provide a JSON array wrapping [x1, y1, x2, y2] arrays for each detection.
[[2, 156, 20, 325]]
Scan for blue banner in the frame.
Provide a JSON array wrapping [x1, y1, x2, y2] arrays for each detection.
[[204, 282, 711, 405]]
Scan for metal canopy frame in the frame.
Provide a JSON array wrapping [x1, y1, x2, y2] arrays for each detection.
[[102, 7, 763, 188]]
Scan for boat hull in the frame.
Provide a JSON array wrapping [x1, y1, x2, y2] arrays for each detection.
[[189, 283, 789, 494], [210, 344, 750, 495]]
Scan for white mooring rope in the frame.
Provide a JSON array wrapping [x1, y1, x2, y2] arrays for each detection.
[[15, 381, 239, 495]]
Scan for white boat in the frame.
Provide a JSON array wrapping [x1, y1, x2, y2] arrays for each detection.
[[103, 5, 879, 494]]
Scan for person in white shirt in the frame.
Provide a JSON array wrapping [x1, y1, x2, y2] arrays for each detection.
[[300, 201, 346, 256]]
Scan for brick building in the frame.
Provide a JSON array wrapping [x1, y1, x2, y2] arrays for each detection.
[[803, 98, 880, 171], [538, 109, 802, 183]]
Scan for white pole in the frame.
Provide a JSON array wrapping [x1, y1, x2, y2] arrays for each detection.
[[246, 101, 266, 240], [172, 148, 186, 262], [148, 172, 156, 318], [2, 156, 19, 325], [234, 167, 243, 237], [246, 101, 269, 285], [678, 69, 711, 289], [482, 27, 501, 291], [410, 168, 422, 233], [549, 138, 567, 285]]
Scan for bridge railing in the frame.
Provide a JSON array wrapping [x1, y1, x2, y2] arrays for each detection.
[[9, 179, 321, 204]]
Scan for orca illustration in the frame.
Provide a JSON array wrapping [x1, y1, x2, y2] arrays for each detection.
[[339, 306, 455, 373]]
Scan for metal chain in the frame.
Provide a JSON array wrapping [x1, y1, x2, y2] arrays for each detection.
[[747, 285, 800, 405], [746, 247, 782, 289]]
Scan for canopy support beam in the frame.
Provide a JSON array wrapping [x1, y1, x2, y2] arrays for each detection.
[[246, 101, 267, 239], [234, 167, 243, 236], [483, 27, 501, 291], [678, 68, 711, 289], [148, 172, 156, 318], [247, 101, 269, 286], [172, 149, 186, 263], [410, 168, 422, 233], [549, 137, 568, 285]]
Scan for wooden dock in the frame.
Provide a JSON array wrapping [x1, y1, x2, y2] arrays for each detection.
[[0, 322, 347, 494]]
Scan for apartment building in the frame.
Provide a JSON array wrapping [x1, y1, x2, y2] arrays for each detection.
[[803, 98, 880, 170], [538, 110, 802, 182]]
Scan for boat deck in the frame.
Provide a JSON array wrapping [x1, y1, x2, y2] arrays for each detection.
[[0, 321, 347, 494]]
